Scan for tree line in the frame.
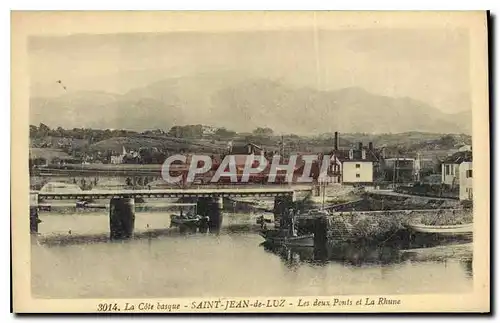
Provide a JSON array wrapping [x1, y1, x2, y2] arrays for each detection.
[[29, 123, 279, 142]]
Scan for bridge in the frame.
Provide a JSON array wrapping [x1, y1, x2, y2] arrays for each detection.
[[34, 187, 313, 200], [30, 186, 314, 240], [31, 166, 165, 190], [30, 165, 305, 190], [32, 165, 164, 177]]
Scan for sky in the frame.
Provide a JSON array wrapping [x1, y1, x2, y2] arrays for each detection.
[[28, 27, 471, 114]]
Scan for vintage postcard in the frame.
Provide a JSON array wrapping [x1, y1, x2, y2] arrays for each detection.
[[11, 11, 490, 313]]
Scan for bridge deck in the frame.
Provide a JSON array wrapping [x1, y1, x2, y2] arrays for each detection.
[[35, 187, 313, 200]]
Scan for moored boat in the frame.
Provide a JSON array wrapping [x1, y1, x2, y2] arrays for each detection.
[[168, 203, 210, 230], [170, 214, 202, 227], [260, 209, 315, 247], [260, 230, 314, 247], [406, 222, 473, 237]]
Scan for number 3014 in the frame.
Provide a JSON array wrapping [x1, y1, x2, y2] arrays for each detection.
[[97, 303, 120, 311]]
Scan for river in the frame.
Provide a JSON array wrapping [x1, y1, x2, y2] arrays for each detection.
[[31, 210, 473, 298]]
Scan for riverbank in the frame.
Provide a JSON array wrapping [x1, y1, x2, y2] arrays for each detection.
[[400, 242, 473, 262]]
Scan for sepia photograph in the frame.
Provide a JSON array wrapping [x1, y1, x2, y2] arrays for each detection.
[[11, 10, 490, 313]]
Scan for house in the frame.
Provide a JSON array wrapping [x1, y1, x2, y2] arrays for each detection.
[[441, 151, 473, 187], [459, 161, 473, 201], [110, 146, 128, 164], [227, 143, 265, 167], [330, 140, 378, 185], [228, 142, 264, 155], [201, 125, 217, 136]]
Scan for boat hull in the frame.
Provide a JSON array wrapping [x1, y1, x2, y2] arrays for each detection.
[[170, 218, 199, 226], [406, 222, 473, 237], [260, 231, 314, 247]]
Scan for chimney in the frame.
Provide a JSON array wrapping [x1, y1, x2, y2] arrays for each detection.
[[358, 142, 363, 151], [368, 142, 373, 151], [362, 149, 366, 160], [334, 132, 339, 151]]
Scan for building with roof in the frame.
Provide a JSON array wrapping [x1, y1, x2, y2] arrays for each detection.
[[441, 150, 473, 187], [330, 140, 379, 185], [228, 142, 264, 155], [459, 161, 473, 201], [227, 142, 266, 169]]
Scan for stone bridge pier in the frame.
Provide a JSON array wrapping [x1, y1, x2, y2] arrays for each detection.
[[109, 197, 136, 240], [197, 197, 224, 233], [29, 192, 40, 235]]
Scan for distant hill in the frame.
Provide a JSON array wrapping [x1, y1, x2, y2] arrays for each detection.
[[30, 130, 471, 165], [89, 135, 227, 154], [30, 75, 472, 135], [450, 110, 472, 134]]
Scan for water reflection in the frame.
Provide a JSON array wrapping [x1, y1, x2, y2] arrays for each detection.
[[461, 258, 473, 278], [262, 242, 404, 268], [261, 233, 473, 274], [31, 212, 475, 298]]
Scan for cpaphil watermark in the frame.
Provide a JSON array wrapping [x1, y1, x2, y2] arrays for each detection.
[[160, 154, 339, 184]]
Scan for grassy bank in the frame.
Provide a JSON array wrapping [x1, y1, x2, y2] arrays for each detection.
[[417, 209, 473, 226], [325, 208, 472, 245], [327, 212, 406, 244]]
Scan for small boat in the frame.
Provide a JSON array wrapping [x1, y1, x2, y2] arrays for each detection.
[[170, 214, 202, 227], [260, 230, 314, 247], [406, 222, 473, 237], [169, 203, 210, 229], [260, 210, 314, 247]]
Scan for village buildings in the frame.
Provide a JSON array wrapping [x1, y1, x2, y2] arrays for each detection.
[[329, 133, 379, 185], [439, 149, 473, 201], [459, 161, 473, 201], [441, 150, 472, 187]]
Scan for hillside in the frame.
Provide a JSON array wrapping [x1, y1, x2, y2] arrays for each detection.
[[89, 135, 227, 154], [30, 128, 471, 162], [30, 76, 472, 135]]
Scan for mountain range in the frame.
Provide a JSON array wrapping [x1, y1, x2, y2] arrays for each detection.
[[30, 75, 472, 135]]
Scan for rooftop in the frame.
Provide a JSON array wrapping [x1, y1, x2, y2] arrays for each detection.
[[229, 143, 264, 155], [442, 151, 473, 164], [331, 148, 379, 162]]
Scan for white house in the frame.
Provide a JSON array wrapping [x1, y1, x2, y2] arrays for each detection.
[[341, 160, 374, 184], [441, 151, 472, 187], [459, 161, 473, 201], [110, 146, 127, 164], [442, 163, 460, 186], [331, 144, 377, 185]]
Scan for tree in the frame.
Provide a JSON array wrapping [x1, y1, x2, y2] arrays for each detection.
[[252, 127, 274, 137], [215, 127, 236, 138], [168, 125, 204, 139], [38, 123, 51, 137], [29, 125, 38, 138], [139, 148, 153, 164], [438, 135, 456, 148], [168, 126, 182, 138]]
